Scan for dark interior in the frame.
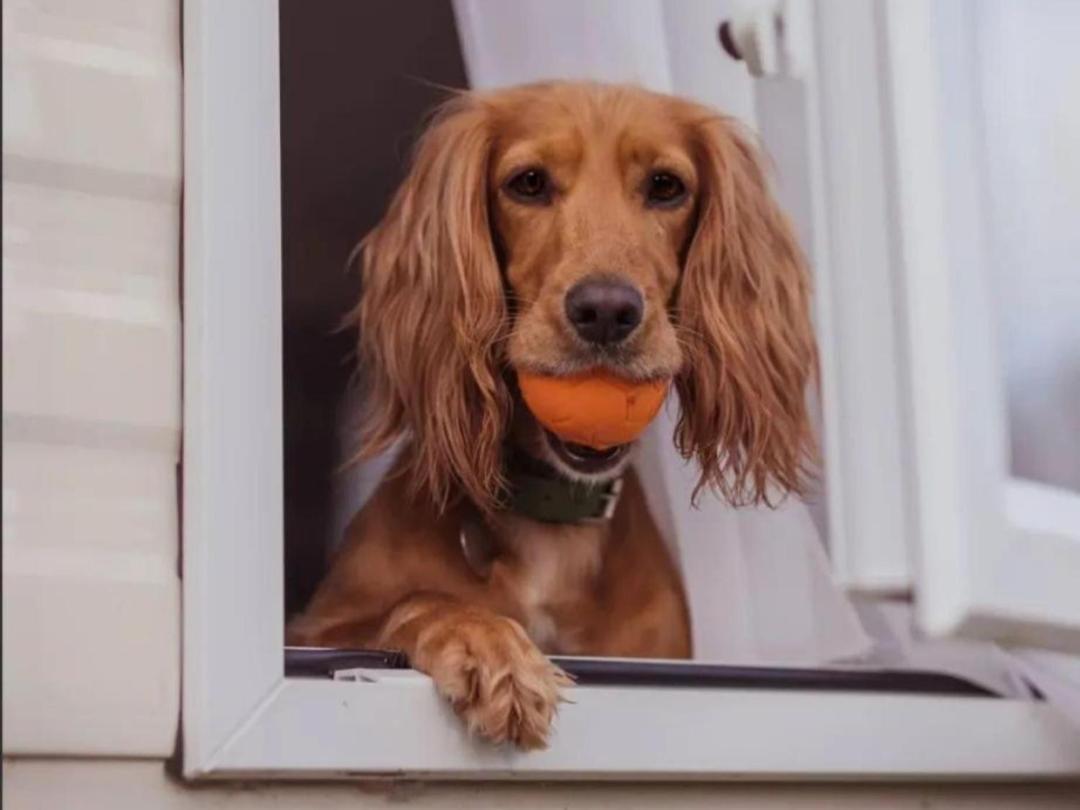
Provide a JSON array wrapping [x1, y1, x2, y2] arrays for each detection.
[[279, 0, 469, 617]]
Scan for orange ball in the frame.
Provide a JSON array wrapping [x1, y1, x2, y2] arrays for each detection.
[[517, 370, 670, 450]]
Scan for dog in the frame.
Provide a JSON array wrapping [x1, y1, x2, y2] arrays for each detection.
[[287, 82, 816, 750]]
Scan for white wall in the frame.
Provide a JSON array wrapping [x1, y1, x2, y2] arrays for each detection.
[[6, 759, 1080, 809], [2, 0, 181, 755]]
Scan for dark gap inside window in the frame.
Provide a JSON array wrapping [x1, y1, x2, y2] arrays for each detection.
[[279, 0, 469, 618], [283, 647, 998, 697]]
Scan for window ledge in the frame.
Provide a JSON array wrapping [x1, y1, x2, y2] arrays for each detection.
[[189, 676, 1080, 780]]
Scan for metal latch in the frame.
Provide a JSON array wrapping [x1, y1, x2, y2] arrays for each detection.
[[718, 0, 812, 79]]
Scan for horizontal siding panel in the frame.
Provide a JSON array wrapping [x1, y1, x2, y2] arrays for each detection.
[[3, 180, 178, 283], [2, 0, 181, 756], [3, 300, 179, 440], [2, 441, 178, 757], [1, 576, 179, 755], [2, 440, 178, 560], [2, 0, 181, 192]]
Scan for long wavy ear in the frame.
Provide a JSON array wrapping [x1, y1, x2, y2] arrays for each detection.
[[349, 95, 509, 513], [674, 113, 817, 506]]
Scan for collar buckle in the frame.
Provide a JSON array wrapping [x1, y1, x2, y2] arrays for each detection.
[[586, 477, 623, 523], [501, 451, 626, 524]]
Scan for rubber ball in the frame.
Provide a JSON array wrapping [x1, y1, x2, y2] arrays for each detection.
[[517, 370, 669, 450]]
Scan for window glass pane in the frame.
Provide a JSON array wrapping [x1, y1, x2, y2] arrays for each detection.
[[978, 0, 1080, 493]]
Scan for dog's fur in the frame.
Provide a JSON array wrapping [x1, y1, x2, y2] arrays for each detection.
[[288, 82, 816, 750]]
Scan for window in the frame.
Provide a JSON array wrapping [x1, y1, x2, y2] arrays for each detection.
[[182, 0, 1080, 779], [882, 0, 1080, 648]]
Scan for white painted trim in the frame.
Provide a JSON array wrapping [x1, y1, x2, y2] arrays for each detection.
[[182, 0, 285, 776], [181, 0, 1080, 781], [802, 0, 915, 593], [208, 677, 1080, 780]]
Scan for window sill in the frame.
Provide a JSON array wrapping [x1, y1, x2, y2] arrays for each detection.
[[189, 673, 1080, 780]]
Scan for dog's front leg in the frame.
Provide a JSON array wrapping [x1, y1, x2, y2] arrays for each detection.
[[377, 593, 571, 750]]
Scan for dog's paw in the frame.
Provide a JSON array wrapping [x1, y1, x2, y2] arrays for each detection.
[[416, 612, 572, 750]]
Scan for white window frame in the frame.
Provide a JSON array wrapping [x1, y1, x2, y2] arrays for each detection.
[[786, 0, 1080, 644], [181, 0, 1080, 780], [879, 0, 1080, 651], [805, 0, 918, 593]]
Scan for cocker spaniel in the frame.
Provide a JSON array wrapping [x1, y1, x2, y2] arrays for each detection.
[[288, 81, 816, 750]]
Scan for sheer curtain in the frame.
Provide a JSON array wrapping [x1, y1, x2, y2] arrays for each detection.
[[637, 406, 870, 664]]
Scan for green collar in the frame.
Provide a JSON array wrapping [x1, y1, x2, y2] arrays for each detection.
[[501, 452, 623, 524]]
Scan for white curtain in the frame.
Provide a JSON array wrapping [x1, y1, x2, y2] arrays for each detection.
[[637, 406, 870, 664]]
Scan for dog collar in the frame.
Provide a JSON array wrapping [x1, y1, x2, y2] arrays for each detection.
[[458, 454, 623, 579], [501, 452, 623, 524]]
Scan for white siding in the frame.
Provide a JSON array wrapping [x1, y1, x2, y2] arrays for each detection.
[[5, 759, 1080, 808], [2, 0, 181, 756]]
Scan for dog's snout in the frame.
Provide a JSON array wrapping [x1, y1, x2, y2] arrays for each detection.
[[564, 278, 644, 345]]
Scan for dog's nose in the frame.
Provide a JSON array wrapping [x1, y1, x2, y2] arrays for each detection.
[[564, 278, 644, 345]]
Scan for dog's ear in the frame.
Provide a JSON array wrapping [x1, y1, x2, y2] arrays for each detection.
[[350, 95, 509, 513], [674, 114, 817, 505]]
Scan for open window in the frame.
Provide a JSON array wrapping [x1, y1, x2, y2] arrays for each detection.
[[880, 0, 1080, 650], [182, 0, 1080, 779]]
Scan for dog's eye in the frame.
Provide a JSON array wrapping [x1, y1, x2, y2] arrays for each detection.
[[506, 168, 551, 203], [646, 172, 687, 207]]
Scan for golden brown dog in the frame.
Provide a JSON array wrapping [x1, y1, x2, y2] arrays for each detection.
[[287, 82, 816, 750]]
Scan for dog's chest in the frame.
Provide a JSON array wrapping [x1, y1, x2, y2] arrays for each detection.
[[475, 516, 608, 653]]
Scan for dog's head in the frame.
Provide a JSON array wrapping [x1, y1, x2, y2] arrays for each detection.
[[353, 82, 816, 512]]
